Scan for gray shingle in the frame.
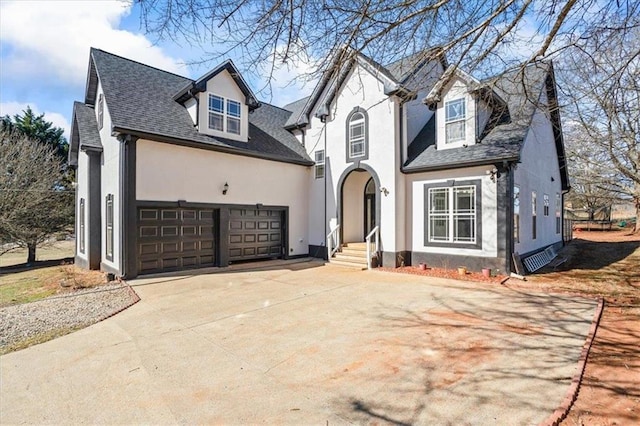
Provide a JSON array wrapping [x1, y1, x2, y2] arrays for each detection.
[[404, 62, 551, 172], [72, 101, 102, 150], [90, 49, 311, 165], [282, 96, 311, 129]]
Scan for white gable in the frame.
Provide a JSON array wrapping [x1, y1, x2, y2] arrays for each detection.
[[196, 69, 249, 142]]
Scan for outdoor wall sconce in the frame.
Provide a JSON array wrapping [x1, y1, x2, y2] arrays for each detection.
[[222, 182, 229, 195], [380, 187, 389, 197], [487, 167, 500, 183]]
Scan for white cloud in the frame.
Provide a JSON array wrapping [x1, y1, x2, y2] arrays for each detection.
[[0, 0, 187, 86], [1, 101, 72, 141]]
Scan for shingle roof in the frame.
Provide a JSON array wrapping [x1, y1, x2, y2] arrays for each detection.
[[72, 102, 102, 150], [283, 48, 444, 128], [404, 62, 552, 172], [69, 101, 102, 166], [282, 96, 311, 129], [86, 48, 312, 165]]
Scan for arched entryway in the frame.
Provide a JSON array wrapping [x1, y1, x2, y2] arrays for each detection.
[[337, 164, 381, 244]]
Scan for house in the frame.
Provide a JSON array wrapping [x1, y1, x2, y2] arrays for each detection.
[[69, 48, 569, 278]]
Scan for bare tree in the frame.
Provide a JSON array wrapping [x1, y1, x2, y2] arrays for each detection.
[[565, 126, 620, 219], [559, 29, 640, 232], [0, 131, 74, 264], [138, 0, 640, 93]]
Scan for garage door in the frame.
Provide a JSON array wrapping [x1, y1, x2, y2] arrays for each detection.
[[228, 208, 283, 261], [137, 207, 217, 274]]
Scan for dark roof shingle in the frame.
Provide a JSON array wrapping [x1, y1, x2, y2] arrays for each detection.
[[88, 48, 311, 165], [404, 62, 551, 171]]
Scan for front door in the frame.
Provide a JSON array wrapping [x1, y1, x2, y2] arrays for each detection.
[[364, 178, 376, 237]]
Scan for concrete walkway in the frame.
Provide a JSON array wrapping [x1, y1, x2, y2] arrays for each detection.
[[1, 261, 597, 425]]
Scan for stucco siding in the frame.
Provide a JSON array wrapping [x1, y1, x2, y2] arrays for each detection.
[[304, 63, 402, 254], [408, 165, 498, 258], [514, 90, 563, 255], [75, 150, 90, 263], [136, 139, 310, 256], [96, 81, 122, 273], [197, 70, 249, 142]]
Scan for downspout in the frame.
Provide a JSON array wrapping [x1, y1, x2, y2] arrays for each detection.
[[322, 116, 328, 259]]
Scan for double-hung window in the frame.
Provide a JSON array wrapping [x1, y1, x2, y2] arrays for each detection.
[[208, 95, 224, 131], [532, 191, 537, 240], [543, 194, 550, 216], [315, 150, 325, 179], [98, 94, 104, 130], [445, 98, 466, 143], [427, 184, 477, 244], [226, 99, 241, 134], [106, 194, 114, 261], [514, 185, 520, 243], [348, 112, 366, 158], [208, 94, 242, 135], [79, 198, 86, 254], [556, 193, 561, 234]]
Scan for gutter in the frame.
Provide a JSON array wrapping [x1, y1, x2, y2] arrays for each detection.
[[401, 155, 520, 174]]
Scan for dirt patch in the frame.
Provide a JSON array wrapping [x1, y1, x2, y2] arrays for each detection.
[[562, 306, 640, 425], [506, 230, 640, 425], [380, 265, 507, 284], [377, 229, 640, 423]]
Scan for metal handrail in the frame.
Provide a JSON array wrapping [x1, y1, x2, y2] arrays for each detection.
[[365, 225, 379, 269], [326, 225, 341, 258]]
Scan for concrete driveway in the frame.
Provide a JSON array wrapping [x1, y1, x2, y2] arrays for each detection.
[[1, 261, 597, 425]]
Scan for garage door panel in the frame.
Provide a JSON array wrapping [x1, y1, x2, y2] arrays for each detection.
[[140, 209, 158, 220], [140, 243, 158, 255], [137, 207, 217, 275], [162, 242, 179, 253], [162, 210, 179, 220], [228, 208, 284, 261]]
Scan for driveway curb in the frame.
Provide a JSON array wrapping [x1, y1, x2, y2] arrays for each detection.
[[541, 296, 605, 426]]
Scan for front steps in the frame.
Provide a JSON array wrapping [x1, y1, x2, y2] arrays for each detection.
[[329, 242, 371, 269]]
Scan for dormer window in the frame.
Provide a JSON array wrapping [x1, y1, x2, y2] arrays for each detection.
[[208, 94, 242, 135], [208, 95, 224, 131], [445, 98, 465, 143], [226, 99, 241, 135]]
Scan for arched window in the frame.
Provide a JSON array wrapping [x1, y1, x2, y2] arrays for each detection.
[[346, 107, 368, 162]]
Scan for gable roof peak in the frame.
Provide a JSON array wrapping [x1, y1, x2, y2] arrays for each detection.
[[173, 59, 261, 110]]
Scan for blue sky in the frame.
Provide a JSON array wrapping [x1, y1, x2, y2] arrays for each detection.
[[0, 0, 313, 141]]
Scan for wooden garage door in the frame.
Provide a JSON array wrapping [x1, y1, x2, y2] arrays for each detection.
[[137, 207, 217, 274], [229, 208, 283, 261]]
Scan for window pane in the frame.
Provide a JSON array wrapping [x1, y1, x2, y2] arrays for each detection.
[[454, 217, 475, 242], [315, 150, 324, 163], [430, 188, 448, 212], [350, 140, 365, 157], [209, 95, 223, 113], [209, 112, 223, 131], [430, 216, 449, 241], [446, 121, 465, 143], [454, 187, 474, 212], [350, 122, 364, 139], [227, 99, 241, 118], [445, 99, 465, 122], [227, 116, 240, 134], [315, 164, 324, 179]]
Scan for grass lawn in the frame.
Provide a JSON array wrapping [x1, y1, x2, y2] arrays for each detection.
[[0, 240, 74, 268], [1, 241, 105, 307]]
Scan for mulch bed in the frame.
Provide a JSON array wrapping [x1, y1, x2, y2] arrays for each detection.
[[378, 266, 507, 284]]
